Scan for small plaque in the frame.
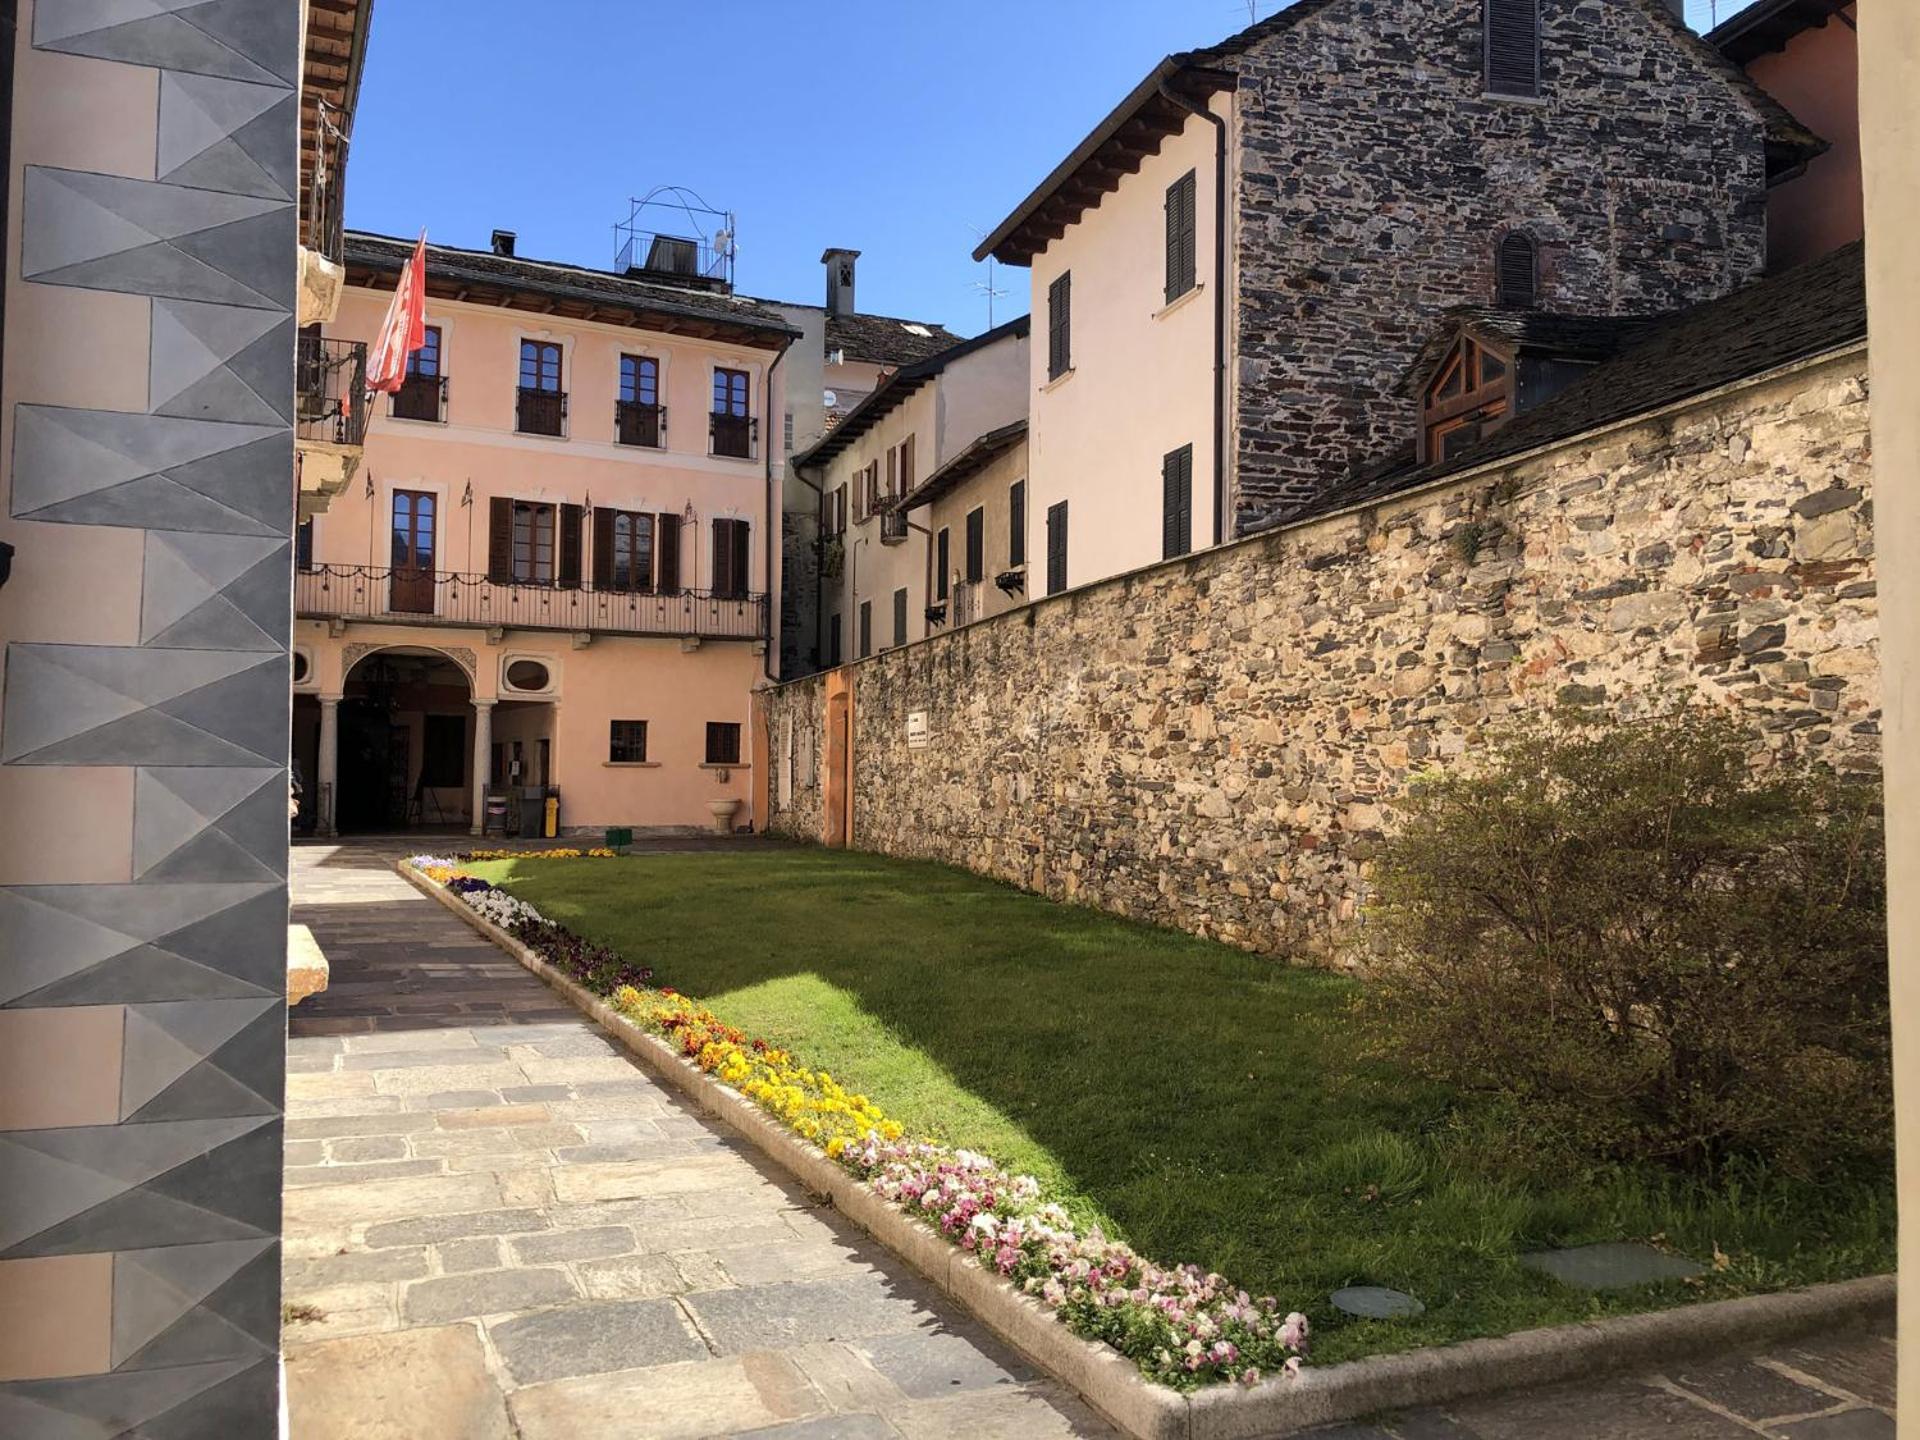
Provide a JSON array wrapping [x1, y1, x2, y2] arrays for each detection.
[[906, 710, 932, 748], [1330, 1286, 1424, 1320]]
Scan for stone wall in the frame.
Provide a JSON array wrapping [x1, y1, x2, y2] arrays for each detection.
[[763, 353, 1876, 959], [1227, 0, 1773, 527], [781, 508, 823, 677]]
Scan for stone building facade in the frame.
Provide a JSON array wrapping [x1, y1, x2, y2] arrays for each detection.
[[762, 348, 1875, 959], [1221, 0, 1780, 526]]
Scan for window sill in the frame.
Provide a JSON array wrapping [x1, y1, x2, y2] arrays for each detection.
[[514, 431, 570, 441], [388, 414, 448, 427], [1040, 367, 1076, 393], [700, 761, 748, 771], [603, 761, 660, 769], [1481, 90, 1548, 106], [708, 451, 758, 464], [1154, 283, 1204, 321]]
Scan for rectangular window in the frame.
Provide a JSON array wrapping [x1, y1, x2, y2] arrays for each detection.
[[295, 517, 315, 571], [421, 713, 465, 787], [965, 506, 984, 584], [395, 325, 444, 421], [711, 367, 753, 457], [409, 325, 442, 379], [512, 501, 556, 583], [602, 509, 654, 590], [935, 527, 950, 601], [829, 613, 843, 666], [893, 587, 908, 647], [1008, 480, 1026, 568], [616, 354, 662, 447], [1162, 444, 1194, 560], [705, 721, 742, 766], [1166, 171, 1198, 304], [517, 339, 564, 435], [858, 600, 872, 659], [711, 517, 750, 598], [1046, 500, 1068, 595], [1047, 272, 1072, 380], [609, 720, 648, 763], [1485, 0, 1540, 98]]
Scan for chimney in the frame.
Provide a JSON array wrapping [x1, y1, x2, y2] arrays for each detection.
[[1662, 0, 1687, 23], [491, 229, 517, 257], [822, 247, 860, 317]]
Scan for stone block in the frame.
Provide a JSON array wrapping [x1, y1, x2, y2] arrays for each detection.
[[285, 1325, 510, 1440], [509, 1355, 822, 1440], [489, 1297, 708, 1384], [402, 1266, 577, 1325], [681, 1277, 933, 1355]]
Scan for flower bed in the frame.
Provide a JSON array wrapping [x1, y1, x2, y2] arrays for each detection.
[[408, 853, 1310, 1390]]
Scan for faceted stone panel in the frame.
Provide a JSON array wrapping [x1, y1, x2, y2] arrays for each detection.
[[150, 300, 294, 427], [158, 72, 297, 200], [134, 766, 287, 881], [34, 0, 299, 86]]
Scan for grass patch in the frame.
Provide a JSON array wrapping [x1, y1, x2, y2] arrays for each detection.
[[470, 848, 1893, 1364]]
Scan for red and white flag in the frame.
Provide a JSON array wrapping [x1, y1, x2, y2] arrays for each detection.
[[366, 231, 428, 393]]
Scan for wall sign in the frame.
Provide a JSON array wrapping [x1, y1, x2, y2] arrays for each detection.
[[907, 710, 933, 748]]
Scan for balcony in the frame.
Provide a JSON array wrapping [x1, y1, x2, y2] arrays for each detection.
[[616, 399, 664, 448], [879, 509, 910, 545], [296, 336, 368, 447], [295, 336, 367, 521], [392, 372, 446, 423], [517, 387, 567, 437], [710, 411, 755, 460], [295, 564, 768, 641]]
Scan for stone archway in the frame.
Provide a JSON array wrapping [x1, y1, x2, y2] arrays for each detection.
[[322, 645, 478, 834]]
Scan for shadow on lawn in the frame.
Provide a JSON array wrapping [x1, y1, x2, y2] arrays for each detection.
[[481, 848, 1895, 1364]]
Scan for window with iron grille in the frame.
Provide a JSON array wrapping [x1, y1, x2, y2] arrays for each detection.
[[1166, 170, 1198, 304], [711, 367, 753, 457], [517, 339, 565, 435], [617, 354, 662, 446], [609, 720, 648, 763], [1163, 445, 1194, 560], [1046, 500, 1068, 595], [1047, 272, 1072, 379], [705, 722, 742, 766], [1485, 0, 1540, 98], [394, 326, 444, 421]]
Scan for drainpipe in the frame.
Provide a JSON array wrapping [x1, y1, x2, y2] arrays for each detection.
[[1161, 77, 1230, 546], [762, 334, 795, 684]]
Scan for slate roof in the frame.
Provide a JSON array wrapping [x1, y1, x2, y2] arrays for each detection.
[[1286, 241, 1867, 523], [821, 310, 966, 367], [344, 232, 802, 346], [897, 421, 1029, 511], [1708, 0, 1854, 66]]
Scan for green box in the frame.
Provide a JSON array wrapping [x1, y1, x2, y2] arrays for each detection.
[[605, 827, 633, 851]]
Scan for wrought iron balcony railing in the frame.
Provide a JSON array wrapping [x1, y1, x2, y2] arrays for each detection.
[[710, 411, 755, 459], [516, 387, 567, 437], [296, 336, 369, 447], [616, 399, 665, 448], [392, 372, 446, 423], [295, 564, 768, 641], [879, 508, 910, 545]]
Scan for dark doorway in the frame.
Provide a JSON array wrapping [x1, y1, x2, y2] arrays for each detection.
[[337, 699, 408, 832]]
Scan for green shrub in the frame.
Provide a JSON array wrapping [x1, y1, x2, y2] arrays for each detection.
[[1362, 708, 1889, 1175]]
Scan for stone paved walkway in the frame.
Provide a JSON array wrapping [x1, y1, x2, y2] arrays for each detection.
[[281, 841, 1111, 1440], [282, 840, 1895, 1440]]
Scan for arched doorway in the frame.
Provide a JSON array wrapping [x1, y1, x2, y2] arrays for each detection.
[[336, 647, 474, 834]]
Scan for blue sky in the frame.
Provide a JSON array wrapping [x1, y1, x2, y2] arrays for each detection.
[[347, 0, 1765, 338]]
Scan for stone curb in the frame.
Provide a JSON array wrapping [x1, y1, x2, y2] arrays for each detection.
[[397, 860, 1897, 1439]]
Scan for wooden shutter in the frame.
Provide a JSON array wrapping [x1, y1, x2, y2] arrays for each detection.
[[488, 497, 513, 582], [711, 522, 730, 597], [1166, 171, 1197, 303], [901, 433, 915, 492], [592, 508, 615, 587], [1163, 446, 1193, 559], [1047, 273, 1071, 379], [1485, 0, 1539, 97], [656, 512, 681, 592], [731, 519, 750, 597], [1046, 501, 1068, 595], [935, 528, 950, 601], [1009, 481, 1026, 567], [559, 503, 584, 588], [1497, 231, 1538, 308], [965, 508, 984, 583], [858, 600, 871, 658], [886, 446, 896, 499], [893, 587, 907, 645]]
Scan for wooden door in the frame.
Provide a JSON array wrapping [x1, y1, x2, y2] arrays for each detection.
[[389, 489, 437, 613], [823, 670, 853, 848]]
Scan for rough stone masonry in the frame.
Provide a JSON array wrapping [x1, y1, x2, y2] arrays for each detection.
[[763, 353, 1875, 960]]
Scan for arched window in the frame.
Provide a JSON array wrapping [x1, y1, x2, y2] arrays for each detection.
[[1423, 334, 1514, 464], [1485, 0, 1540, 98], [1497, 231, 1538, 308]]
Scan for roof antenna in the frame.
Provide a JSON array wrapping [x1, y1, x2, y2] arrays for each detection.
[[965, 222, 1011, 330]]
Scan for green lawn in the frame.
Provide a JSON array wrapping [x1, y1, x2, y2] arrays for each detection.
[[470, 848, 1893, 1364]]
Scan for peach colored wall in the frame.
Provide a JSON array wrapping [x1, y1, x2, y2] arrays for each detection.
[[316, 287, 783, 596], [1747, 5, 1862, 271], [1026, 93, 1233, 591], [294, 620, 756, 830], [926, 439, 1031, 627]]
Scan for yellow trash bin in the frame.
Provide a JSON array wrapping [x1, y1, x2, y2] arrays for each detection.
[[543, 794, 559, 839]]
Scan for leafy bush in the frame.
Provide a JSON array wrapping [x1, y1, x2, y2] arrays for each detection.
[[1362, 708, 1889, 1175]]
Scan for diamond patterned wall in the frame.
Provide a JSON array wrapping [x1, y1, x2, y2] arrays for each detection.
[[1, 0, 297, 1428]]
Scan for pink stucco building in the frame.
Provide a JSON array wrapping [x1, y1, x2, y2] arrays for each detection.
[[294, 231, 797, 837]]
